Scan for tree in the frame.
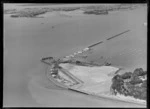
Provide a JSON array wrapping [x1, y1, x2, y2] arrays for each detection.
[[129, 77, 143, 85], [111, 75, 124, 95], [111, 68, 147, 100], [141, 80, 147, 88], [133, 68, 146, 76], [121, 72, 132, 79]]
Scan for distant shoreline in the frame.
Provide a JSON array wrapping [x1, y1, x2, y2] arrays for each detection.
[[4, 4, 145, 18]]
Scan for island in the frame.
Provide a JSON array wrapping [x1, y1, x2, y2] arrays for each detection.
[[4, 4, 145, 18]]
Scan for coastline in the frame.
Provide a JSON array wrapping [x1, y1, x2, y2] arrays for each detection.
[[44, 62, 146, 106], [4, 3, 147, 107], [4, 4, 144, 18]]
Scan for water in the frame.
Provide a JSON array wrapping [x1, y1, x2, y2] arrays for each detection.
[[3, 4, 147, 107]]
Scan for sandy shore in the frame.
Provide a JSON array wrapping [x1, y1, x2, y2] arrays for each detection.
[[59, 63, 146, 104]]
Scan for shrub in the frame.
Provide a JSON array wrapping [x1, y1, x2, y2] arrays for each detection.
[[133, 68, 146, 76], [111, 75, 124, 94], [111, 68, 147, 100], [129, 77, 143, 85], [141, 80, 147, 88], [121, 72, 132, 79]]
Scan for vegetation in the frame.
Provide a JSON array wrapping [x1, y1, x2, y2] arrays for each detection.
[[83, 10, 108, 15], [120, 72, 132, 79], [111, 68, 147, 100], [10, 9, 48, 18], [4, 4, 144, 18], [4, 9, 17, 14]]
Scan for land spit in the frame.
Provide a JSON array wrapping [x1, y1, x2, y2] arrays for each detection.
[[42, 58, 146, 106]]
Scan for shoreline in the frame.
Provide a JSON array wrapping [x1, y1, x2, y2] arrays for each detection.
[[43, 59, 146, 106], [4, 4, 145, 18]]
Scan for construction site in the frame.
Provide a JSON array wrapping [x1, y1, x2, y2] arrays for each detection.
[[41, 30, 146, 105]]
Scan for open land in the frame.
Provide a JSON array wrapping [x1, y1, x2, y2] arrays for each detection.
[[4, 3, 147, 107]]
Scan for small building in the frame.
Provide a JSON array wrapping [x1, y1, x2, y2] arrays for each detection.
[[77, 51, 82, 54], [51, 68, 58, 75], [83, 48, 89, 51]]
